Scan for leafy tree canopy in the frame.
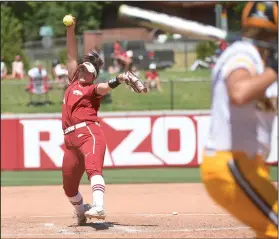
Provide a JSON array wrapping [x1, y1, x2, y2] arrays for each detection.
[[1, 4, 29, 71], [6, 2, 111, 41]]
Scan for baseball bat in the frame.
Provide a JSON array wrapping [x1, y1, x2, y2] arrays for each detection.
[[118, 4, 276, 49]]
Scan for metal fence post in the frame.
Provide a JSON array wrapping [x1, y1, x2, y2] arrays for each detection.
[[170, 80, 174, 110], [215, 4, 222, 28], [184, 38, 188, 69], [18, 83, 22, 106]]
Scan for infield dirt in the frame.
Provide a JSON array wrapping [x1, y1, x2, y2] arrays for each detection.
[[1, 183, 255, 238]]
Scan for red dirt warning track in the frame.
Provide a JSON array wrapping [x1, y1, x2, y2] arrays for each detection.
[[1, 183, 255, 238]]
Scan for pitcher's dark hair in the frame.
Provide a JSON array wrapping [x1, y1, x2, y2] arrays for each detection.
[[80, 50, 103, 77]]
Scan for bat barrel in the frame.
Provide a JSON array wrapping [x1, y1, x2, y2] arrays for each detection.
[[118, 4, 227, 41], [119, 4, 277, 50]]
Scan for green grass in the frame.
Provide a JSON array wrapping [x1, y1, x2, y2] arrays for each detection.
[[1, 167, 277, 187], [1, 69, 211, 113]]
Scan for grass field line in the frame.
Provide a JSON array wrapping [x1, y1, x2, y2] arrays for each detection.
[[1, 213, 230, 219], [1, 225, 251, 238]]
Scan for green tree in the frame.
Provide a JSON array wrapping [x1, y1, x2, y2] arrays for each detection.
[[196, 41, 218, 60], [1, 4, 29, 72], [231, 2, 246, 15], [221, 2, 246, 31], [7, 2, 111, 41], [58, 48, 67, 64]]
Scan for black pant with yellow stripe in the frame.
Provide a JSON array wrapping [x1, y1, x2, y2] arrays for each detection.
[[201, 151, 278, 238]]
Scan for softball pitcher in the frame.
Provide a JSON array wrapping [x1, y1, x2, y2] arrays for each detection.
[[201, 2, 278, 238], [61, 15, 146, 225]]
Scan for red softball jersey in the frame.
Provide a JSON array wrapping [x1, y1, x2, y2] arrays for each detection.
[[114, 42, 121, 56], [62, 81, 101, 130], [145, 71, 158, 80]]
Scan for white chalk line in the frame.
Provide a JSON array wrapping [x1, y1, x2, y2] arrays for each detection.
[[2, 213, 230, 219], [114, 225, 141, 233], [42, 219, 141, 235], [42, 223, 55, 227], [41, 222, 76, 235], [114, 225, 251, 234], [134, 213, 229, 217], [164, 226, 250, 232], [1, 226, 251, 237]]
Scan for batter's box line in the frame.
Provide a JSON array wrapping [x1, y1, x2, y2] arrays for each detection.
[[133, 213, 230, 217], [109, 225, 251, 234]]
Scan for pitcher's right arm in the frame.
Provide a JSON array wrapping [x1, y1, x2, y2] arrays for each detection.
[[66, 17, 78, 81]]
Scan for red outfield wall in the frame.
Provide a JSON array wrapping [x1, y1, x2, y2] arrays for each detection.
[[1, 111, 277, 170]]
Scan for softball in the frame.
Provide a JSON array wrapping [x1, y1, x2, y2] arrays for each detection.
[[63, 14, 74, 26]]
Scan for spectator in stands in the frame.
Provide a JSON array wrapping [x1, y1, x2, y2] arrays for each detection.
[[109, 40, 122, 73], [190, 49, 221, 71], [145, 63, 162, 92], [12, 55, 24, 79], [1, 56, 8, 80], [54, 63, 68, 81], [125, 50, 133, 71], [26, 61, 51, 95], [54, 62, 69, 88], [113, 40, 122, 58], [116, 50, 133, 71]]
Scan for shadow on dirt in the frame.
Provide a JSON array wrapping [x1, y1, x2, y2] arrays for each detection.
[[69, 221, 158, 231]]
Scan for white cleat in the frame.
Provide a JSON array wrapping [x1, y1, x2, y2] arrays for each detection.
[[84, 205, 106, 220], [75, 203, 92, 226]]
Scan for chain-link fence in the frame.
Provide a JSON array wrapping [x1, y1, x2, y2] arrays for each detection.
[[23, 36, 200, 73], [1, 78, 211, 113], [1, 36, 211, 113]]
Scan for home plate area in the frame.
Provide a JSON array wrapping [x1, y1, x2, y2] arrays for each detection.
[[1, 184, 255, 238]]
